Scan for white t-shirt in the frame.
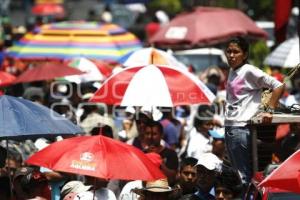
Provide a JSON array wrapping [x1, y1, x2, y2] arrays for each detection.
[[225, 64, 283, 126], [186, 128, 213, 160], [118, 180, 143, 200], [75, 188, 117, 200]]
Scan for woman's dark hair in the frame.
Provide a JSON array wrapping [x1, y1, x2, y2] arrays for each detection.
[[226, 36, 249, 54]]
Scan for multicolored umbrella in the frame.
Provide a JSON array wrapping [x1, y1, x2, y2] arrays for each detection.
[[6, 21, 142, 61], [89, 64, 215, 107], [118, 47, 187, 70], [26, 135, 165, 181], [14, 62, 85, 83], [150, 7, 268, 48]]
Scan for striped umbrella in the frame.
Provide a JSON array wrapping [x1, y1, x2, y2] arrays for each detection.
[[90, 64, 215, 107], [6, 21, 142, 61], [264, 37, 299, 68], [62, 57, 112, 83]]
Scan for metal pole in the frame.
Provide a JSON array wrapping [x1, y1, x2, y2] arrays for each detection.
[[298, 1, 300, 60], [251, 126, 258, 174]]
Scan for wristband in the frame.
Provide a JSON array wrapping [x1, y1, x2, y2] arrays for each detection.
[[265, 107, 275, 114]]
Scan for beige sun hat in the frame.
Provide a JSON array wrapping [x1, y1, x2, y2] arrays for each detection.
[[133, 178, 174, 195], [145, 178, 173, 192]]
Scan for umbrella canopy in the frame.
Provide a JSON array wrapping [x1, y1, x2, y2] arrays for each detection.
[[6, 21, 142, 61], [31, 3, 65, 18], [264, 37, 299, 68], [150, 7, 268, 48], [0, 95, 83, 140], [89, 64, 215, 107], [118, 47, 187, 70], [14, 62, 85, 83], [0, 71, 16, 87], [26, 135, 165, 181], [259, 150, 300, 194], [63, 57, 109, 83]]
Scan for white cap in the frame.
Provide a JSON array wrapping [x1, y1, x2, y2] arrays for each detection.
[[34, 138, 50, 151], [196, 153, 222, 172]]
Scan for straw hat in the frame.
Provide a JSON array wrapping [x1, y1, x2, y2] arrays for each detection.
[[133, 178, 174, 195]]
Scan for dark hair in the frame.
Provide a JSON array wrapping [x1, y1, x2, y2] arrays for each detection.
[[226, 36, 249, 54], [90, 125, 113, 138], [215, 167, 243, 198], [193, 105, 214, 128], [180, 157, 198, 171], [0, 146, 7, 168], [151, 121, 164, 134], [20, 169, 48, 193], [0, 176, 11, 198]]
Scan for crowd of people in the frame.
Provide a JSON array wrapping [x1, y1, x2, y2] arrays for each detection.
[[1, 36, 299, 200], [0, 1, 300, 200]]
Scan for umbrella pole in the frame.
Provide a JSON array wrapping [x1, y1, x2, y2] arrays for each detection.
[[6, 139, 14, 199], [93, 177, 96, 200]]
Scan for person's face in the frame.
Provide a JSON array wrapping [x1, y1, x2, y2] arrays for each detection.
[[6, 159, 19, 177], [197, 166, 217, 192], [136, 117, 148, 135], [225, 43, 247, 70], [144, 126, 162, 147], [215, 187, 234, 200], [198, 120, 214, 133], [179, 165, 198, 187]]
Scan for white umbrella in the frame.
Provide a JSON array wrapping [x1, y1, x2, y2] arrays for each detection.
[[264, 37, 299, 68], [64, 57, 104, 83]]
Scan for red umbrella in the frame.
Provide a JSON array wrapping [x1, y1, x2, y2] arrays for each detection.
[[14, 62, 85, 83], [0, 71, 16, 86], [31, 4, 65, 18], [259, 150, 300, 193], [89, 64, 215, 107], [26, 135, 165, 181], [150, 7, 268, 48]]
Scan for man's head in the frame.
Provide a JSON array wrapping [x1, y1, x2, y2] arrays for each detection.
[[135, 112, 152, 136], [193, 105, 214, 134], [133, 178, 174, 200], [215, 167, 243, 200], [144, 121, 164, 148], [196, 153, 222, 192], [178, 157, 198, 193], [18, 168, 50, 199], [61, 180, 92, 199]]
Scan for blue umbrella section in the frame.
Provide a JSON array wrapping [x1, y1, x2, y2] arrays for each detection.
[[0, 95, 84, 140]]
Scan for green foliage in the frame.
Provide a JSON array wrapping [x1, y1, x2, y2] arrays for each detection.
[[148, 0, 182, 15], [249, 40, 270, 68], [215, 0, 236, 8]]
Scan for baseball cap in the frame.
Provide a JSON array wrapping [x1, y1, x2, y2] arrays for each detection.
[[61, 181, 92, 199], [196, 153, 222, 172]]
